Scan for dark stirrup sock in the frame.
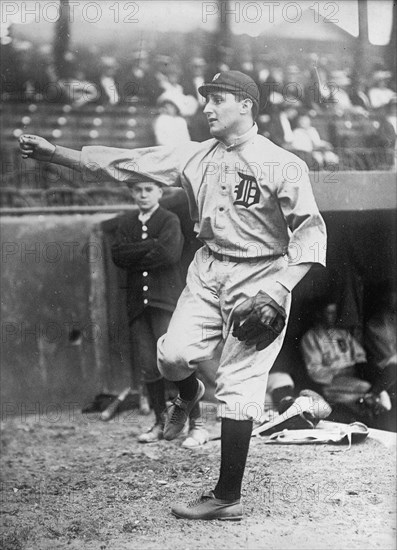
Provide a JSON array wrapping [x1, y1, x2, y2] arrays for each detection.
[[174, 373, 198, 401], [145, 379, 166, 425], [213, 418, 253, 501]]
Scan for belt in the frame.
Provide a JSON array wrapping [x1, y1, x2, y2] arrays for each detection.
[[209, 249, 259, 263]]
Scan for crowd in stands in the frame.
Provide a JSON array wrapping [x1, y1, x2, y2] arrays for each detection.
[[2, 39, 396, 167]]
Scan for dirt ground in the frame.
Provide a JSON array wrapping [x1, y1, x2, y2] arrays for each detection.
[[1, 405, 396, 550]]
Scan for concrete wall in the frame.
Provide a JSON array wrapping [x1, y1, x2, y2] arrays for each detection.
[[0, 213, 130, 415]]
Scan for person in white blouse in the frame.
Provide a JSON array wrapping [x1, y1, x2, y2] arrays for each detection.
[[153, 91, 192, 146]]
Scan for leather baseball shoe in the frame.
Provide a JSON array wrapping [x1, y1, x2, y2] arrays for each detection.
[[164, 380, 205, 441], [172, 491, 243, 520]]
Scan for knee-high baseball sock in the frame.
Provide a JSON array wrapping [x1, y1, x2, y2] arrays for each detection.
[[146, 379, 166, 425], [174, 373, 198, 401], [213, 418, 253, 501]]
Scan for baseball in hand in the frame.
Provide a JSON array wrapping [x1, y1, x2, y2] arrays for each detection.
[[19, 134, 56, 161]]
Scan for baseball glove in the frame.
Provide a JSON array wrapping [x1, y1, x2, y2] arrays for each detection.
[[232, 290, 286, 351]]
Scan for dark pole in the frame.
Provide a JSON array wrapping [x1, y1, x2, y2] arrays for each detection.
[[385, 2, 396, 77], [217, 0, 232, 69], [356, 0, 369, 79], [53, 0, 71, 78]]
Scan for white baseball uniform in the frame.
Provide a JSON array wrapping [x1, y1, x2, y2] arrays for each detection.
[[81, 123, 327, 420]]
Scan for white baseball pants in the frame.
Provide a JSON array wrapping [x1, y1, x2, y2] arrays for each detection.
[[157, 247, 291, 420]]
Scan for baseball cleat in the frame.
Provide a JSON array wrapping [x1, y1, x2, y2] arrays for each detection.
[[163, 380, 205, 441], [171, 491, 243, 521]]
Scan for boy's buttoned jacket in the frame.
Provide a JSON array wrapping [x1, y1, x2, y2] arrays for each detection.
[[111, 206, 184, 322]]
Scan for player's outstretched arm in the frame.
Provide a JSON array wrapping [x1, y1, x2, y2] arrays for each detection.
[[19, 134, 82, 171]]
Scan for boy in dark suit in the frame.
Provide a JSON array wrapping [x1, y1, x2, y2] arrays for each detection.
[[111, 180, 208, 446]]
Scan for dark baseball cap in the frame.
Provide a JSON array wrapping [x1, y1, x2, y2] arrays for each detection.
[[198, 71, 260, 111]]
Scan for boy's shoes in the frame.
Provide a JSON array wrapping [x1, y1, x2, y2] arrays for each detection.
[[137, 423, 163, 443], [171, 490, 243, 521], [182, 426, 209, 448], [164, 380, 205, 441]]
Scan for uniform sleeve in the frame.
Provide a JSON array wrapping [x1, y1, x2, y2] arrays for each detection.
[[80, 143, 198, 187], [277, 158, 327, 267], [300, 330, 333, 385]]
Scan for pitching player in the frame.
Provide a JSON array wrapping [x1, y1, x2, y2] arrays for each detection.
[[19, 70, 327, 521]]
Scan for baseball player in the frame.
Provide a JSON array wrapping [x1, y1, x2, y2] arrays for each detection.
[[19, 70, 327, 521]]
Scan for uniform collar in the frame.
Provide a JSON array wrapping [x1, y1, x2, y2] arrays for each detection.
[[221, 123, 258, 151]]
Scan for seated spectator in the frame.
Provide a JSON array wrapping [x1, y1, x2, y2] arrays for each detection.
[[261, 66, 285, 113], [254, 54, 271, 92], [349, 75, 371, 111], [288, 113, 339, 169], [183, 56, 208, 103], [58, 67, 99, 108], [212, 45, 234, 74], [300, 300, 384, 415], [328, 70, 368, 117], [365, 97, 397, 169], [153, 90, 191, 146], [368, 70, 397, 110], [123, 51, 163, 104], [386, 96, 397, 136], [258, 104, 294, 148], [97, 56, 120, 105], [183, 57, 211, 142]]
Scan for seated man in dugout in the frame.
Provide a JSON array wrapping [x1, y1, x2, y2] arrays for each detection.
[[300, 299, 392, 419]]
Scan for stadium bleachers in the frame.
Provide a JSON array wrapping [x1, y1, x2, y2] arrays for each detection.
[[1, 101, 395, 208], [1, 101, 158, 203]]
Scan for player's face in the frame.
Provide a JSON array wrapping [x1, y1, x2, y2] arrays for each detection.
[[131, 182, 163, 212], [203, 92, 245, 141]]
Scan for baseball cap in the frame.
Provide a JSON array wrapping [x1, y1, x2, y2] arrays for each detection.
[[198, 71, 260, 111]]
